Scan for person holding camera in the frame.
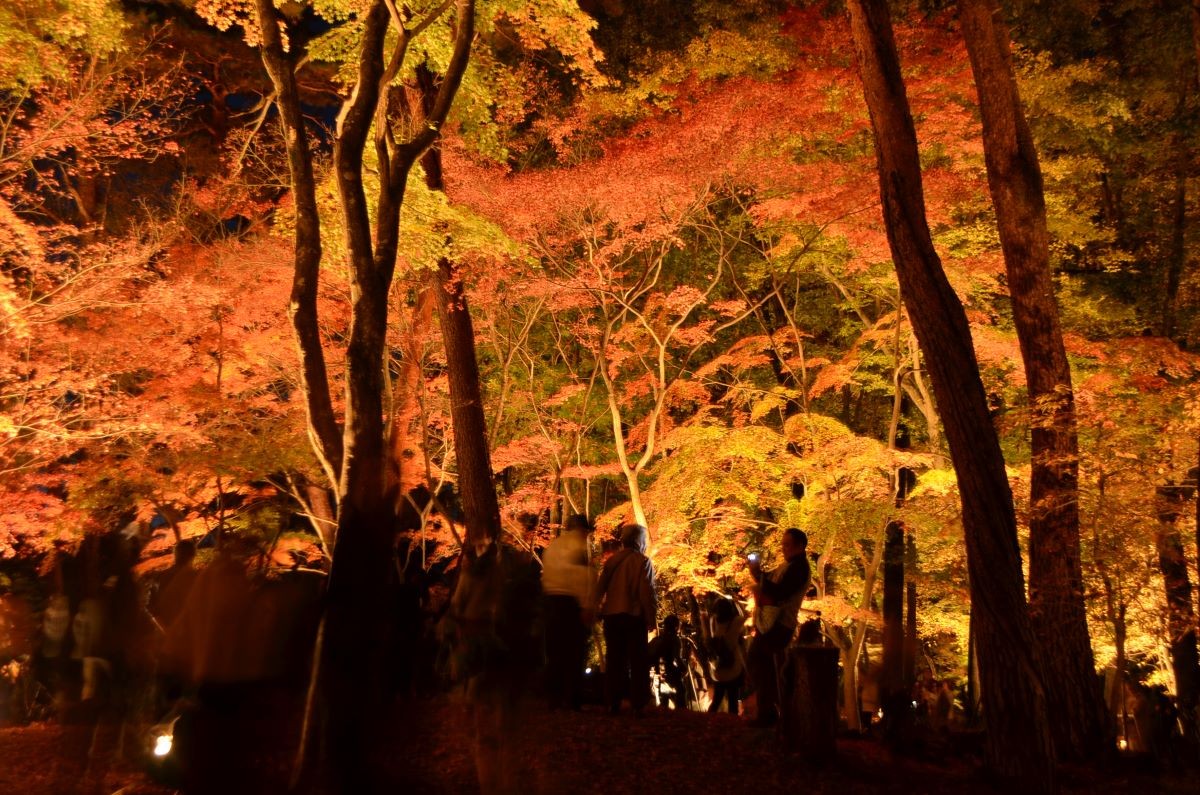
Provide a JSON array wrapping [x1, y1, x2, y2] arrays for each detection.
[[746, 528, 811, 728]]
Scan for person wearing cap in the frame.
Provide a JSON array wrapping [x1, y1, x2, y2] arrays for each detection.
[[542, 513, 594, 710], [594, 523, 657, 715]]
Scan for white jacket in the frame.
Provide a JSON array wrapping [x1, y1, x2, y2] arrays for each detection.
[[541, 530, 592, 605]]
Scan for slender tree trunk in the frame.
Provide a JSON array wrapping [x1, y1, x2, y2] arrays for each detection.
[[420, 138, 502, 548], [1155, 487, 1200, 744], [429, 253, 502, 547], [903, 531, 918, 692], [1191, 2, 1200, 88], [966, 612, 980, 726], [254, 0, 343, 491], [959, 0, 1108, 761], [881, 521, 905, 702], [387, 287, 436, 512], [846, 0, 1054, 784], [1162, 74, 1190, 340], [841, 523, 887, 732]]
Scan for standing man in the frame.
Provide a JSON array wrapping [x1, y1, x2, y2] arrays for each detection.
[[542, 513, 594, 710], [747, 527, 811, 727], [594, 523, 656, 716]]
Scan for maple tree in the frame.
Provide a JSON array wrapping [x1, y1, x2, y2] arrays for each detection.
[[3, 1, 1200, 787]]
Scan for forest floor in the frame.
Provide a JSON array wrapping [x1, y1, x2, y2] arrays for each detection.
[[1, 699, 1196, 794]]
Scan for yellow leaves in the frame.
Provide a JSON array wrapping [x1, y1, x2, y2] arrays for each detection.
[[782, 412, 853, 452], [909, 467, 957, 498], [0, 0, 127, 88]]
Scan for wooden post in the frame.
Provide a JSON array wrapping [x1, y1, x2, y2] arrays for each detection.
[[781, 645, 841, 762]]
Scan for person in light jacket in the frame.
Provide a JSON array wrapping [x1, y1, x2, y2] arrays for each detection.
[[541, 514, 594, 710]]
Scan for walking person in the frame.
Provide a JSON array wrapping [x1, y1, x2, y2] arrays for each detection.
[[541, 514, 593, 710], [594, 523, 656, 716]]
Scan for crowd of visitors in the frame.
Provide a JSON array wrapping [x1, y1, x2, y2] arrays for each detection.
[[441, 515, 816, 728]]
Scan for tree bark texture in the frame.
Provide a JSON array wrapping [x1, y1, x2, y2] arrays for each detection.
[[903, 531, 917, 691], [958, 0, 1109, 761], [429, 250, 503, 547], [256, 1, 478, 787], [387, 286, 436, 512], [418, 97, 502, 549], [845, 0, 1054, 784], [255, 0, 343, 491], [1156, 491, 1200, 743], [881, 521, 904, 704], [904, 581, 917, 688]]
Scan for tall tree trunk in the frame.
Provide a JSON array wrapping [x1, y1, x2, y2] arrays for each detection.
[[958, 0, 1109, 761], [254, 0, 343, 491], [845, 0, 1054, 785], [904, 531, 917, 690], [1162, 73, 1190, 341], [1155, 487, 1200, 744], [881, 521, 905, 706], [322, 5, 395, 789], [418, 112, 502, 549], [387, 286, 436, 513], [255, 1, 477, 787], [429, 251, 502, 547], [881, 520, 910, 742]]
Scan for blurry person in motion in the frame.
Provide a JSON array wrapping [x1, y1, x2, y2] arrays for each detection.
[[649, 614, 686, 710], [541, 513, 593, 711]]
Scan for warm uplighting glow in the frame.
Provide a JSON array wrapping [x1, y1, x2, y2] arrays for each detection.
[[1117, 738, 1129, 751], [154, 734, 173, 757]]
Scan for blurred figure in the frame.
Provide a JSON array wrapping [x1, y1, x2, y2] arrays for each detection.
[[150, 539, 198, 629], [649, 614, 685, 710], [707, 598, 745, 715], [541, 514, 593, 710], [445, 536, 542, 794], [594, 523, 656, 716]]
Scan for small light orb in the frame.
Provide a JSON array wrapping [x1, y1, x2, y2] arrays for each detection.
[[154, 734, 173, 757]]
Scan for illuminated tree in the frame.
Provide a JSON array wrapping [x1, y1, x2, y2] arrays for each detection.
[[845, 0, 1053, 784], [958, 0, 1109, 760]]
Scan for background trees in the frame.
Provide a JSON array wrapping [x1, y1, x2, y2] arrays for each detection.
[[1, 0, 1199, 782]]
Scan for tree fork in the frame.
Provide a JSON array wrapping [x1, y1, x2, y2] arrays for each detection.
[[846, 0, 1054, 785]]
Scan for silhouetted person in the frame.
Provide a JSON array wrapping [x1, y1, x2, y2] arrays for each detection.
[[541, 514, 593, 710], [594, 523, 656, 716], [747, 528, 810, 727], [650, 614, 686, 709], [445, 536, 542, 794], [707, 597, 745, 714]]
